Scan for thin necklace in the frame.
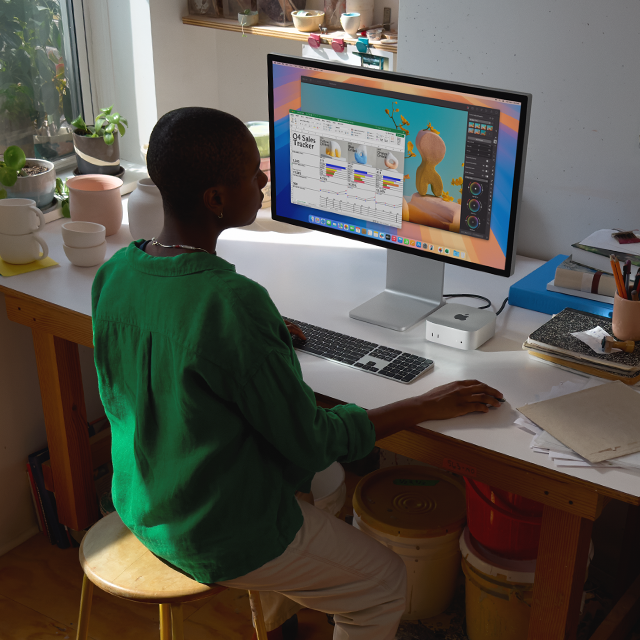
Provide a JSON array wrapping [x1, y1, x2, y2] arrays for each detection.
[[150, 238, 214, 254]]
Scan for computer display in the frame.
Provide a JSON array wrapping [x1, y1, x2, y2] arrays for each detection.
[[267, 54, 531, 330]]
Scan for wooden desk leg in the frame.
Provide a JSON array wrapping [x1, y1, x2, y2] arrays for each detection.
[[528, 505, 593, 640], [32, 328, 99, 531]]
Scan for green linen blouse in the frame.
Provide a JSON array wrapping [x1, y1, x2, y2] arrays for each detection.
[[91, 241, 375, 584]]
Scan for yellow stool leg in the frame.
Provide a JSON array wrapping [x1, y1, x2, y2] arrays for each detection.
[[248, 591, 268, 640], [159, 603, 171, 640], [76, 574, 94, 640], [171, 602, 184, 640]]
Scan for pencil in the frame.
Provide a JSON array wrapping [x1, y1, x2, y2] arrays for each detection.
[[610, 254, 627, 299]]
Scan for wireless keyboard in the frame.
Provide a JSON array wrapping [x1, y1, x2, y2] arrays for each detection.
[[284, 318, 434, 384]]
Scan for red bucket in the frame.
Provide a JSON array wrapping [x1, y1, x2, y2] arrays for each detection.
[[465, 478, 543, 560]]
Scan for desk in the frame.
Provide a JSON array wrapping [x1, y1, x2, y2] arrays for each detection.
[[2, 214, 640, 640]]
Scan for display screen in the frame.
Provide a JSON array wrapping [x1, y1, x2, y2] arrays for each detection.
[[269, 56, 530, 275]]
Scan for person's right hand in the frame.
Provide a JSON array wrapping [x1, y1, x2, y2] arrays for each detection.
[[414, 379, 503, 421], [366, 379, 503, 441]]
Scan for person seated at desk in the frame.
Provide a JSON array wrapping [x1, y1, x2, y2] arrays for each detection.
[[91, 107, 504, 640]]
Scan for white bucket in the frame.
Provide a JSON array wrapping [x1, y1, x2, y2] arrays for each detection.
[[311, 462, 346, 517], [353, 511, 462, 620]]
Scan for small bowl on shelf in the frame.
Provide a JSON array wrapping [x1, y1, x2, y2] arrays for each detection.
[[292, 10, 324, 32]]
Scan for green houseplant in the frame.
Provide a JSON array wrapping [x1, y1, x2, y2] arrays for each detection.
[[71, 106, 129, 176], [0, 0, 77, 159]]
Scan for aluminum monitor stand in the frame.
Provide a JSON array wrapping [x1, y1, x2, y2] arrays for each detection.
[[349, 249, 445, 332]]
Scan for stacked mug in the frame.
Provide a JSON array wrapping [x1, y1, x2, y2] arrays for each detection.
[[0, 199, 49, 264]]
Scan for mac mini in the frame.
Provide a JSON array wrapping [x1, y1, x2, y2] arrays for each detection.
[[426, 304, 496, 350]]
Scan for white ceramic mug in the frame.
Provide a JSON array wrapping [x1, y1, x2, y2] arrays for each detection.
[[0, 198, 45, 236], [0, 231, 49, 264]]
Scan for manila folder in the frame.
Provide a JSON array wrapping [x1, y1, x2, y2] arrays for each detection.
[[518, 381, 640, 463]]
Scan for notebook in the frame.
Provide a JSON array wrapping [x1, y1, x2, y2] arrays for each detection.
[[525, 308, 640, 374]]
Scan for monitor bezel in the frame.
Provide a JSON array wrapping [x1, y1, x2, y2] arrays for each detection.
[[267, 53, 531, 278]]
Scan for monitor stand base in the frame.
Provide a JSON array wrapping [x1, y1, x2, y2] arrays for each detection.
[[349, 250, 445, 332]]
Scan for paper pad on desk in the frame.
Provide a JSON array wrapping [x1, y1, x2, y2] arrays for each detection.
[[518, 381, 640, 463], [0, 256, 58, 277]]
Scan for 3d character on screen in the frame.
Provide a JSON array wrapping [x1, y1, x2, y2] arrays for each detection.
[[354, 144, 367, 164], [403, 123, 461, 233]]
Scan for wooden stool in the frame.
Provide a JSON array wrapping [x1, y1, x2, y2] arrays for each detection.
[[76, 511, 268, 640]]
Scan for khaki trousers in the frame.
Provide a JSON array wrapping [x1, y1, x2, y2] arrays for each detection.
[[218, 498, 407, 639]]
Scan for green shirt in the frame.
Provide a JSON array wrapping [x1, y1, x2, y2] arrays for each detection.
[[91, 241, 375, 584]]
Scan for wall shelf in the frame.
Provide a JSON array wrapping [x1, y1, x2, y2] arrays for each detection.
[[181, 15, 398, 53]]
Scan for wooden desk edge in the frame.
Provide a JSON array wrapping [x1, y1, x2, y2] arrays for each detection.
[[1, 287, 93, 348], [316, 393, 640, 519]]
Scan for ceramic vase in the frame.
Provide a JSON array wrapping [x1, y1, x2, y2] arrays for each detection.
[[345, 0, 372, 29], [340, 12, 361, 36], [67, 174, 123, 236], [127, 178, 164, 241]]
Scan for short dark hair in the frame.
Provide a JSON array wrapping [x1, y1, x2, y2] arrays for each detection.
[[147, 107, 251, 213]]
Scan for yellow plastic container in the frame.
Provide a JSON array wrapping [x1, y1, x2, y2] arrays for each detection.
[[352, 465, 466, 620], [460, 528, 594, 640]]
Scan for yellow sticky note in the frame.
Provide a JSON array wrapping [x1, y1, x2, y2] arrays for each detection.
[[0, 256, 59, 277]]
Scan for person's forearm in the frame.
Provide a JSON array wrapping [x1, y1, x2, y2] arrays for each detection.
[[366, 398, 422, 441]]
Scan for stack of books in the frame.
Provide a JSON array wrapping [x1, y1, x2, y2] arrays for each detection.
[[523, 308, 640, 385], [571, 229, 640, 274], [545, 229, 640, 304], [547, 257, 616, 303]]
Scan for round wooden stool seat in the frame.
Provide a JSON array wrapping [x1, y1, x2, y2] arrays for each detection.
[[75, 511, 268, 640], [80, 511, 222, 603]]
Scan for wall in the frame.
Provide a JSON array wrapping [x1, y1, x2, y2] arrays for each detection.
[[398, 0, 640, 261], [150, 0, 400, 121]]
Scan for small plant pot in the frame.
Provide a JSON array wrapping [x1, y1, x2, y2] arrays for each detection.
[[5, 159, 56, 208], [73, 131, 121, 176], [238, 11, 259, 25]]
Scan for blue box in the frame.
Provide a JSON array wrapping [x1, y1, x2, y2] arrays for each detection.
[[508, 254, 614, 317]]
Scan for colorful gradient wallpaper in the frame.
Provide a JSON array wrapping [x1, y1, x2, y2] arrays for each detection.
[[271, 62, 522, 271]]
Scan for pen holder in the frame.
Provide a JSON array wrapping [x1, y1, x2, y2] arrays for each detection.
[[612, 292, 640, 341]]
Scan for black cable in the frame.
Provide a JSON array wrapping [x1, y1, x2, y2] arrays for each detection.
[[443, 294, 510, 315], [443, 294, 492, 309], [495, 297, 509, 316]]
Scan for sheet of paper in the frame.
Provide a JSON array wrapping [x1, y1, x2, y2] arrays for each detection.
[[579, 229, 640, 256], [570, 326, 619, 354], [518, 381, 640, 463]]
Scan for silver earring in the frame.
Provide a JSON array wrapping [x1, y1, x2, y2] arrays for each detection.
[[217, 210, 223, 219]]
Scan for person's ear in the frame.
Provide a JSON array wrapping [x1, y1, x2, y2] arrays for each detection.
[[203, 186, 224, 219]]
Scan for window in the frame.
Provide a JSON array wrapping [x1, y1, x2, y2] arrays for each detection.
[[0, 0, 85, 165]]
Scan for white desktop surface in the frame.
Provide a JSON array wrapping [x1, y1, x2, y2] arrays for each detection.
[[3, 211, 640, 500]]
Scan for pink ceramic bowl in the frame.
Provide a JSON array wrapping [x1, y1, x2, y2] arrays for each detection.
[[67, 174, 123, 236]]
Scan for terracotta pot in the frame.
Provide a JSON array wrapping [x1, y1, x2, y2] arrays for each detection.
[[67, 174, 123, 236], [73, 131, 121, 175], [127, 178, 164, 241]]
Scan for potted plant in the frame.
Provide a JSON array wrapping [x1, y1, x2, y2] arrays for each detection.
[[1, 145, 56, 208], [71, 106, 129, 176], [0, 0, 77, 160], [238, 7, 259, 32]]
